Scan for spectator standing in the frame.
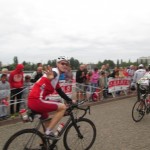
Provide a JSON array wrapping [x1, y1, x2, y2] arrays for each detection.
[[127, 65, 135, 81], [0, 74, 10, 119], [105, 63, 110, 75], [99, 65, 106, 75], [30, 66, 44, 83], [99, 71, 108, 99], [85, 71, 92, 89], [76, 65, 86, 100], [118, 67, 126, 78], [107, 67, 119, 97], [90, 67, 99, 93], [21, 75, 32, 109], [122, 67, 129, 77], [108, 67, 119, 78], [85, 71, 92, 99], [9, 64, 24, 117], [82, 64, 88, 93], [127, 65, 135, 90]]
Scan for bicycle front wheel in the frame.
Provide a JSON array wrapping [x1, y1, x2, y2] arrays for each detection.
[[132, 100, 146, 122], [3, 129, 47, 150], [63, 118, 96, 150]]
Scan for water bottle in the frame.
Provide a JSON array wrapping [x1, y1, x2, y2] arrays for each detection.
[[19, 109, 29, 122], [146, 99, 150, 105], [2, 99, 9, 106], [55, 123, 64, 136]]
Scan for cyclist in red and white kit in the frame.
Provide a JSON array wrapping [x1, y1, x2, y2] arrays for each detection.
[[28, 56, 75, 140]]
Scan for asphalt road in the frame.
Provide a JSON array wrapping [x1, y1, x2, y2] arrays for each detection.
[[1, 96, 150, 150]]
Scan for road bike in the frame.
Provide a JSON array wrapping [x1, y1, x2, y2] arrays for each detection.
[[3, 100, 96, 150], [132, 80, 150, 122]]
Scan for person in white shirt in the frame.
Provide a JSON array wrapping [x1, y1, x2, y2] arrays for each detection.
[[133, 64, 146, 83], [127, 65, 135, 81], [133, 64, 146, 100]]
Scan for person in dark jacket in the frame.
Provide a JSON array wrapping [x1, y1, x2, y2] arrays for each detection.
[[76, 65, 86, 100], [30, 66, 44, 83], [108, 67, 119, 78]]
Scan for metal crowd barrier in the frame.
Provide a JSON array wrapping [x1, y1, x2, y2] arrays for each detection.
[[0, 78, 132, 107]]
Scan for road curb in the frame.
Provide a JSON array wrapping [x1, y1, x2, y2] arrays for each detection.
[[86, 93, 136, 107], [0, 94, 136, 127]]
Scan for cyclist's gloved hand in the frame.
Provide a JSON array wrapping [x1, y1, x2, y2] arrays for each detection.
[[43, 65, 54, 80], [66, 99, 76, 107]]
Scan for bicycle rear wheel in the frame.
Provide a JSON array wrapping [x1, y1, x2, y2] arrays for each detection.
[[63, 118, 96, 150], [132, 100, 146, 122], [3, 129, 47, 150]]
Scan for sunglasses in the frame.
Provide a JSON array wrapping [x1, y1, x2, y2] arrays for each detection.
[[60, 62, 68, 66]]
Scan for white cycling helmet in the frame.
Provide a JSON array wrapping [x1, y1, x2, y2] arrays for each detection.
[[57, 56, 69, 63]]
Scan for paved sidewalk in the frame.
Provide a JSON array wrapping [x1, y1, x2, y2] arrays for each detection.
[[0, 92, 136, 127]]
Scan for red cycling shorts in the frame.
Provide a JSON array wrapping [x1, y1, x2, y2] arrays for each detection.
[[28, 98, 60, 119]]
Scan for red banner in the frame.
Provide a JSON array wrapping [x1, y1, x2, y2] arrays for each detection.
[[52, 84, 72, 95], [108, 78, 131, 93]]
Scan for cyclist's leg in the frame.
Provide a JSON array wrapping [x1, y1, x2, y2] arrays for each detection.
[[46, 103, 66, 130], [43, 103, 67, 140], [28, 98, 67, 139]]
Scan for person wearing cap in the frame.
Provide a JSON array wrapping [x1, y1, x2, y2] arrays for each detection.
[[28, 56, 75, 140], [133, 64, 146, 100], [9, 64, 24, 117], [133, 64, 146, 83]]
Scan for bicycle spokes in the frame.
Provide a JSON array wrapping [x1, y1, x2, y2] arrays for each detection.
[[132, 101, 146, 122]]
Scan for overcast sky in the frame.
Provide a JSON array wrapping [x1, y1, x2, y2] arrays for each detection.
[[0, 0, 150, 65]]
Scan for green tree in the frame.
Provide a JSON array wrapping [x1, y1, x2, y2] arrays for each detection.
[[47, 59, 56, 67], [103, 60, 115, 69], [22, 61, 34, 71], [97, 61, 102, 69], [47, 60, 52, 66], [120, 59, 123, 66], [116, 59, 119, 67], [70, 57, 80, 69], [128, 59, 131, 64], [13, 56, 18, 66]]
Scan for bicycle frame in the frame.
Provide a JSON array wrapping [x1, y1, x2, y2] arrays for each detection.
[[3, 99, 97, 150], [30, 102, 90, 149], [50, 106, 90, 149]]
